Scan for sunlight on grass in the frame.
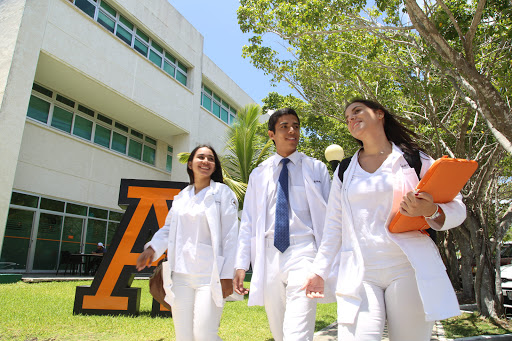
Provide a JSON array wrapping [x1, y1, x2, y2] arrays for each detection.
[[0, 280, 336, 340]]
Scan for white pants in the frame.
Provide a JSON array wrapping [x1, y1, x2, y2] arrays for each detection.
[[263, 236, 317, 341], [338, 262, 434, 341], [171, 272, 223, 341]]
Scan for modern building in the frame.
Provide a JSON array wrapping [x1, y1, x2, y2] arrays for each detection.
[[0, 0, 254, 273]]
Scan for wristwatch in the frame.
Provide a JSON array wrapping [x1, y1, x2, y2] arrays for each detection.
[[424, 204, 441, 220]]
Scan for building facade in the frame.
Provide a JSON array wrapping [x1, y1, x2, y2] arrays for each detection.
[[0, 0, 254, 273]]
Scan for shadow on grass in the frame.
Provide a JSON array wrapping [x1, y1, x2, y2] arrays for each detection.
[[443, 312, 512, 338], [315, 314, 337, 331]]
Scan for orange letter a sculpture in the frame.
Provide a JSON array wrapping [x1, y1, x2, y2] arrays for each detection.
[[73, 179, 187, 316]]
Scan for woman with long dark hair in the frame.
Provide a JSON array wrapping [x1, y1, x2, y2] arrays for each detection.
[[302, 99, 466, 340], [137, 145, 238, 341]]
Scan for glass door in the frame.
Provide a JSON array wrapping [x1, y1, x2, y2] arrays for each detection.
[[84, 219, 107, 254], [60, 217, 85, 254], [0, 208, 35, 270], [32, 213, 63, 271]]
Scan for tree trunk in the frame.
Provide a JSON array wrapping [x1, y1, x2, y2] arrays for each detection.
[[441, 230, 462, 291], [453, 228, 475, 301], [464, 213, 499, 318]]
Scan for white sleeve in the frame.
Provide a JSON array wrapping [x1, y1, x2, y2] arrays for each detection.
[[312, 168, 343, 280], [219, 186, 239, 279]]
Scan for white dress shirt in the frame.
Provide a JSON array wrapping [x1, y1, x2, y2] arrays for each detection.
[[348, 152, 409, 270], [174, 186, 213, 276], [265, 151, 314, 239]]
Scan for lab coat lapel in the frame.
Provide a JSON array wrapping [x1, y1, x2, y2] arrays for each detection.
[[302, 156, 326, 207], [204, 181, 220, 249], [199, 182, 227, 307], [246, 158, 273, 306], [301, 155, 324, 247]]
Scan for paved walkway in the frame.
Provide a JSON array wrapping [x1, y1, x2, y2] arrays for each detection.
[[314, 304, 512, 340], [313, 320, 447, 341]]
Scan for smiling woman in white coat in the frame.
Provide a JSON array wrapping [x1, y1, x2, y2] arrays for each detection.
[[302, 99, 467, 341], [136, 145, 239, 341]]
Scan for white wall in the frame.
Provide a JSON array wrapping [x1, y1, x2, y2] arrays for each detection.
[[0, 0, 50, 254], [14, 122, 173, 210]]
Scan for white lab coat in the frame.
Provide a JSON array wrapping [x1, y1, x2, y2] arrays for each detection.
[[235, 152, 337, 306], [147, 180, 239, 308], [314, 144, 466, 323]]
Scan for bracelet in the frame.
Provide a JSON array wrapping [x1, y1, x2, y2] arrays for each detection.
[[424, 204, 441, 220]]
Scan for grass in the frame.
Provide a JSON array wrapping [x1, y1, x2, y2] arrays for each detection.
[[442, 312, 512, 339], [0, 279, 336, 341]]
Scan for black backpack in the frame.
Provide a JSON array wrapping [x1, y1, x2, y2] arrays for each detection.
[[337, 150, 436, 242]]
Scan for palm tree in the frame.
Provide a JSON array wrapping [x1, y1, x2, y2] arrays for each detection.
[[178, 103, 272, 207]]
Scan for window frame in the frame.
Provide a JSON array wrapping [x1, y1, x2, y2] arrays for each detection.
[[201, 84, 238, 126], [71, 0, 189, 87], [26, 83, 159, 167]]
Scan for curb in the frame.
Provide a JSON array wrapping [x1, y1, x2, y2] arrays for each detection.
[[453, 335, 512, 340], [313, 320, 512, 341]]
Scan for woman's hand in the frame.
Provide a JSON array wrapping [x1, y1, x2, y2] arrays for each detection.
[[221, 279, 233, 298], [233, 269, 250, 295], [136, 247, 155, 271], [399, 191, 437, 217], [300, 273, 325, 299]]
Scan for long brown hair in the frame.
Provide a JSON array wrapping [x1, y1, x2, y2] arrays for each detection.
[[345, 99, 423, 154]]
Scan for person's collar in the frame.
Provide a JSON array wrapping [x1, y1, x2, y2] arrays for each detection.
[[391, 142, 402, 154], [273, 150, 300, 167]]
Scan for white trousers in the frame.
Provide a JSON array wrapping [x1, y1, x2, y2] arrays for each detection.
[[338, 262, 434, 341], [263, 236, 317, 341], [171, 272, 223, 341]]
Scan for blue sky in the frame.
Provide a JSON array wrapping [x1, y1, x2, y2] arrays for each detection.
[[168, 0, 298, 105]]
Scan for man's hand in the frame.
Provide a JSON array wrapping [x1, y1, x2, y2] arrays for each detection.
[[300, 273, 325, 299], [233, 269, 249, 295], [221, 279, 233, 298], [136, 247, 155, 271]]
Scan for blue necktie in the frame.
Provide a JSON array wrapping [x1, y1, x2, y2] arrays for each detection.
[[275, 158, 290, 253]]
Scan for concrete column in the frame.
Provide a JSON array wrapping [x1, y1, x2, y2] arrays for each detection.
[[0, 0, 49, 254], [171, 133, 191, 182]]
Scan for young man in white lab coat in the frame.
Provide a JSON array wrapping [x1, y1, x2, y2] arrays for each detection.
[[233, 108, 333, 341]]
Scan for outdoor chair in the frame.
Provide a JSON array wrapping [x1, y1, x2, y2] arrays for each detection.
[[56, 251, 85, 275]]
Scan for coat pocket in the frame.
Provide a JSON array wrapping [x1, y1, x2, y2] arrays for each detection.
[[336, 250, 362, 297], [399, 237, 446, 279], [216, 255, 225, 274], [161, 260, 174, 306]]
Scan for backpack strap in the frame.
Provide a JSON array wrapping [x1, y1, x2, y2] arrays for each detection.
[[402, 149, 421, 179], [337, 157, 352, 183]]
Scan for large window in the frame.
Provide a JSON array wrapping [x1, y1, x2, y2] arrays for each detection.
[[70, 0, 189, 87], [1, 191, 124, 271], [26, 83, 158, 166], [201, 84, 237, 126], [166, 146, 173, 173]]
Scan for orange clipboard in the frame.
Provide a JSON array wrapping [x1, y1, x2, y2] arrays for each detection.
[[388, 156, 478, 233]]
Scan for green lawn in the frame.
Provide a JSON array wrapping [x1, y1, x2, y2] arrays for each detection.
[[0, 280, 336, 340]]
